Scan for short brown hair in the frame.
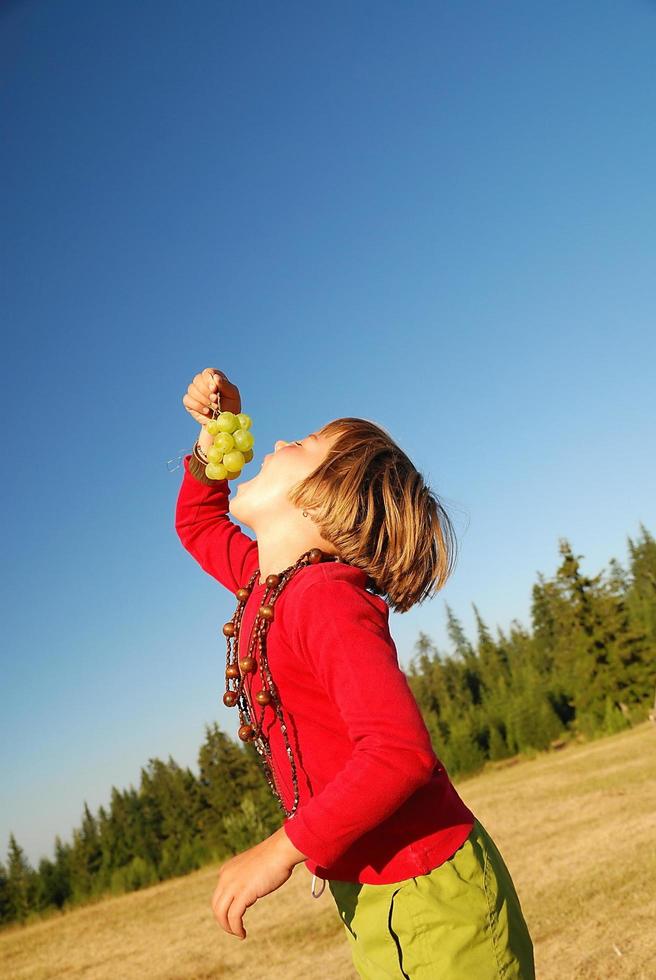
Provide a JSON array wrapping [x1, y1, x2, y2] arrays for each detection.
[[287, 417, 458, 614]]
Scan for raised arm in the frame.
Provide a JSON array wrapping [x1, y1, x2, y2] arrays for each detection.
[[175, 452, 259, 595], [176, 367, 259, 594], [282, 573, 438, 868]]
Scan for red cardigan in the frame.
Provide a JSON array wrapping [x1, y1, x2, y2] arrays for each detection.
[[175, 454, 475, 884]]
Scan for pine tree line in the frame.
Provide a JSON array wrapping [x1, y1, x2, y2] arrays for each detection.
[[406, 528, 656, 774], [2, 526, 654, 928], [0, 729, 283, 929]]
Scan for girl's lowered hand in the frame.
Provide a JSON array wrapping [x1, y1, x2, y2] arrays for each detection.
[[210, 829, 306, 940], [182, 367, 242, 426]]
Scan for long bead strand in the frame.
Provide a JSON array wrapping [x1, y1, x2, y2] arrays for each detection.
[[221, 548, 347, 817]]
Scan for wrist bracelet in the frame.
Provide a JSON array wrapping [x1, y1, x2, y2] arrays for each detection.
[[193, 440, 210, 465]]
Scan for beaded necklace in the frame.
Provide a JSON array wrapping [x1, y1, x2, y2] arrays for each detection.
[[221, 548, 348, 817]]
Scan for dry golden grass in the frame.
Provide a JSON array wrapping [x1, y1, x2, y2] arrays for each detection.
[[2, 721, 654, 979]]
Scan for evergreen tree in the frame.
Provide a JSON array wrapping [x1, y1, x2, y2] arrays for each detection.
[[625, 525, 656, 671], [407, 632, 443, 718], [68, 802, 104, 902], [627, 528, 656, 720], [550, 539, 612, 731], [472, 603, 510, 689], [139, 756, 204, 876], [6, 834, 33, 923], [439, 713, 486, 776], [530, 573, 575, 726], [52, 836, 73, 909], [34, 858, 58, 912], [197, 723, 272, 853], [598, 558, 652, 707], [0, 862, 12, 925], [99, 787, 137, 872], [222, 792, 276, 854], [505, 662, 563, 754]]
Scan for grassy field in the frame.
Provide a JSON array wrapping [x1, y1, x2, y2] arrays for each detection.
[[2, 720, 655, 979]]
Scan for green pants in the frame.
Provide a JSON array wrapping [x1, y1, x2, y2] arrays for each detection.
[[328, 818, 535, 979]]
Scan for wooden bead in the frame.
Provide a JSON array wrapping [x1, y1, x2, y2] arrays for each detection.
[[238, 723, 256, 741], [266, 573, 281, 588], [223, 691, 239, 707], [236, 587, 250, 602], [308, 548, 324, 564], [239, 656, 256, 673], [255, 690, 272, 705], [225, 664, 240, 679], [258, 604, 274, 621], [223, 621, 236, 637]]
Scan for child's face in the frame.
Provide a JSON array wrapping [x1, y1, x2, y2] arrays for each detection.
[[229, 429, 337, 529]]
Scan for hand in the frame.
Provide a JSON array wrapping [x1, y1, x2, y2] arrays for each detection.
[[182, 367, 242, 426], [210, 827, 308, 941]]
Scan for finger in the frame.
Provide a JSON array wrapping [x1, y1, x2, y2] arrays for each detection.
[[213, 890, 237, 937], [196, 369, 228, 401], [206, 374, 225, 405], [203, 381, 219, 406], [190, 379, 212, 406], [193, 374, 210, 401], [204, 369, 237, 411], [183, 392, 211, 415], [210, 879, 229, 926], [202, 367, 228, 392], [200, 369, 224, 404], [227, 897, 247, 940], [183, 393, 212, 417], [210, 886, 224, 928], [207, 369, 236, 397], [185, 384, 211, 410]]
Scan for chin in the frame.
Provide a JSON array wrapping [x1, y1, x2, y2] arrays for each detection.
[[229, 492, 246, 520], [229, 498, 254, 531]]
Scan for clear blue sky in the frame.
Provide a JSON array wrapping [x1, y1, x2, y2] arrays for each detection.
[[1, 0, 654, 868]]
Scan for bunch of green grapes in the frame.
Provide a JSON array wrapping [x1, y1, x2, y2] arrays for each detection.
[[204, 411, 255, 480]]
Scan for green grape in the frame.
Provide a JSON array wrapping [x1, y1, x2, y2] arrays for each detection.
[[223, 449, 245, 472], [197, 407, 255, 480], [205, 462, 228, 480], [233, 428, 255, 452], [213, 431, 235, 453], [216, 411, 239, 433]]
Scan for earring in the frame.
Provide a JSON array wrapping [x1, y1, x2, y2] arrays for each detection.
[[302, 510, 308, 517]]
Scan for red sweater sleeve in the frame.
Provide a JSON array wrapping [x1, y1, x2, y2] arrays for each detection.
[[174, 454, 258, 595], [282, 574, 439, 868]]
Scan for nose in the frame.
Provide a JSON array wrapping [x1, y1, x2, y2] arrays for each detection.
[[274, 440, 290, 451]]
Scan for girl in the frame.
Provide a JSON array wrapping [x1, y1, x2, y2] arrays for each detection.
[[176, 367, 535, 979]]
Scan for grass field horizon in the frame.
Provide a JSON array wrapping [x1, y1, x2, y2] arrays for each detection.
[[2, 720, 654, 979]]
